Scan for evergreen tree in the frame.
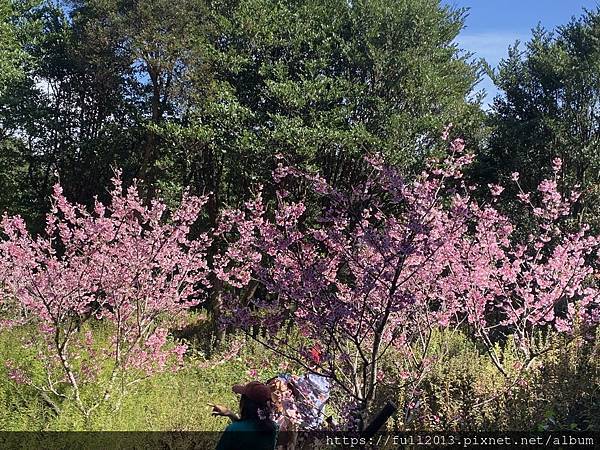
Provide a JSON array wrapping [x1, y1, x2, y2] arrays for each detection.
[[485, 9, 600, 226]]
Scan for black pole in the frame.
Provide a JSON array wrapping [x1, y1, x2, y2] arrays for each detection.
[[361, 400, 398, 439]]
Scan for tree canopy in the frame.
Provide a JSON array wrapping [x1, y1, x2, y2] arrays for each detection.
[[484, 9, 600, 226], [1, 0, 485, 228]]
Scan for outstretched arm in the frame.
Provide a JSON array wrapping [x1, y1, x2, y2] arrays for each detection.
[[209, 403, 240, 422]]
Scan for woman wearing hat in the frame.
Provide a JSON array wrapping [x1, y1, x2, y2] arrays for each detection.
[[211, 381, 278, 450]]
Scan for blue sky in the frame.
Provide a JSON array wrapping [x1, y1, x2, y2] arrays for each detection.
[[442, 0, 600, 106]]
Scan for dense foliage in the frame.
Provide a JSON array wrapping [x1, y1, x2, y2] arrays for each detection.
[[0, 0, 484, 228], [483, 9, 600, 227]]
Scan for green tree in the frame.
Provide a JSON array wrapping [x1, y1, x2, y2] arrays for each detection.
[[1, 2, 143, 228], [68, 0, 210, 200], [197, 0, 484, 188], [484, 9, 600, 226], [0, 0, 34, 93], [150, 0, 486, 225], [0, 0, 42, 219], [5, 0, 485, 221]]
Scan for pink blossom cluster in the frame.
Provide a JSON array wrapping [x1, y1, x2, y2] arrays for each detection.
[[0, 173, 211, 416], [213, 139, 600, 414], [0, 138, 598, 423]]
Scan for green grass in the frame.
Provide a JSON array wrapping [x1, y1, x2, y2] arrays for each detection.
[[1, 321, 598, 432], [0, 324, 285, 431]]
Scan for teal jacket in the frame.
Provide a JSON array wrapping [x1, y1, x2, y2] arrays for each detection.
[[215, 419, 278, 450]]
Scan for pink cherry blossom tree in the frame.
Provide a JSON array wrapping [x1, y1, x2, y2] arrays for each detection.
[[215, 141, 479, 426], [0, 172, 211, 420], [215, 141, 600, 427], [450, 159, 599, 374]]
